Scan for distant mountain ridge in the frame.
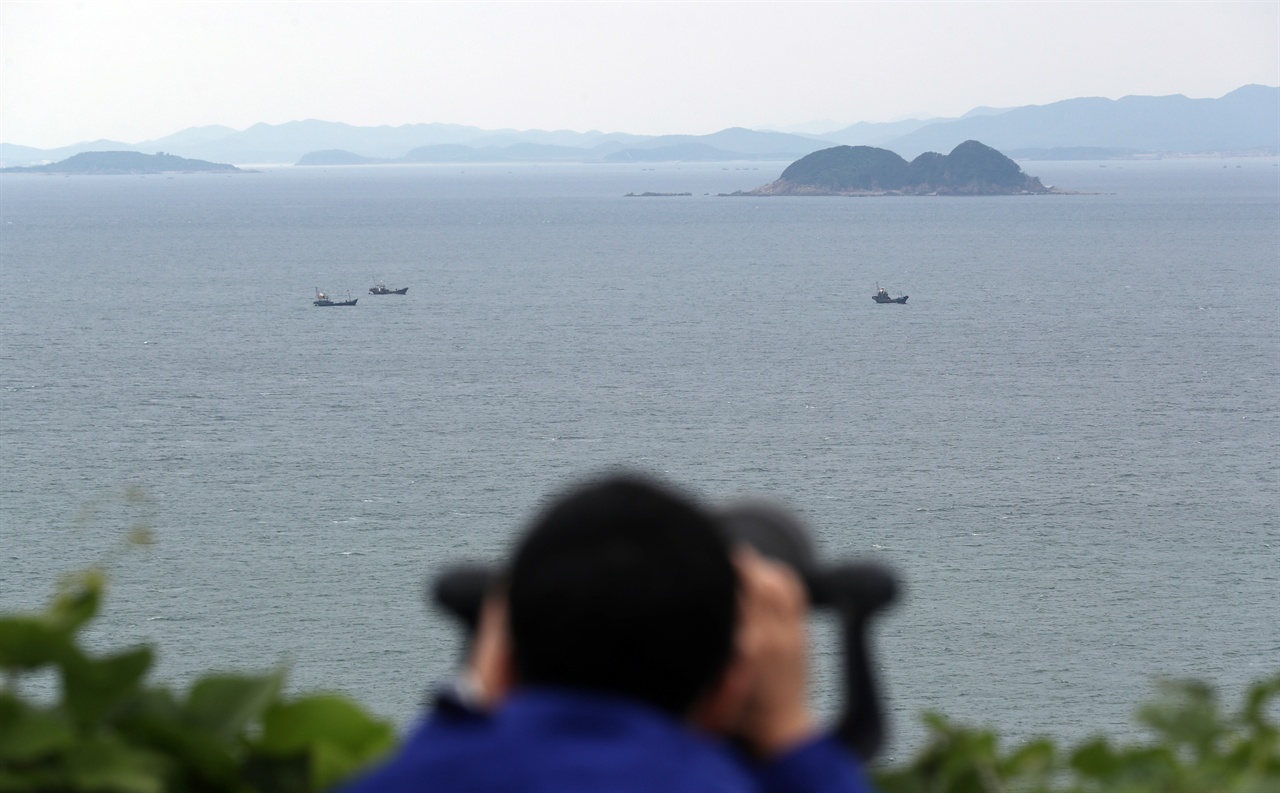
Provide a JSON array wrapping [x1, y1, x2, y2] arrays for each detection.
[[2, 85, 1274, 167], [881, 85, 1279, 158]]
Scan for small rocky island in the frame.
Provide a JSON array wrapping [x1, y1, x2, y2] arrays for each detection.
[[1, 151, 245, 175], [732, 140, 1051, 196]]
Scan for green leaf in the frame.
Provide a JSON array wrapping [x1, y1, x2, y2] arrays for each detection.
[[184, 671, 283, 744], [0, 767, 69, 792], [259, 695, 394, 756], [1116, 745, 1181, 787], [258, 695, 395, 791], [239, 752, 309, 793], [1138, 677, 1222, 756], [0, 617, 76, 671], [1001, 737, 1055, 779], [62, 736, 167, 793], [48, 571, 104, 635], [62, 646, 153, 728], [0, 572, 106, 673], [1242, 674, 1280, 729], [308, 740, 366, 793], [1071, 737, 1118, 778], [0, 694, 76, 762], [113, 689, 240, 787]]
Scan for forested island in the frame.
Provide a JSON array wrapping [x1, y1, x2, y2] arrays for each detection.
[[733, 140, 1052, 196], [0, 151, 245, 175]]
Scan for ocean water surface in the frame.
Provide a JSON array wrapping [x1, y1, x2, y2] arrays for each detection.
[[2, 158, 1277, 757]]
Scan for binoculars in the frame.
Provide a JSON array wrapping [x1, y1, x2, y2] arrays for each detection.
[[432, 501, 899, 760]]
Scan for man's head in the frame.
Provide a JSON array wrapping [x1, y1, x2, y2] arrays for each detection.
[[507, 474, 738, 716]]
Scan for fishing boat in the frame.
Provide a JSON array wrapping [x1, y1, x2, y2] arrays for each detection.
[[872, 285, 908, 304], [314, 289, 357, 307], [369, 281, 408, 295]]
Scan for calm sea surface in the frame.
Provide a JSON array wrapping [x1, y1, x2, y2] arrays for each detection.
[[2, 159, 1277, 757]]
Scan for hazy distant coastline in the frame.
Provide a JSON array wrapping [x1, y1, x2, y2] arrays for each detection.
[[2, 85, 1275, 168], [0, 151, 245, 175]]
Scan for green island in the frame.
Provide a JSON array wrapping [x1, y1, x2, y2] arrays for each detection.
[[3, 528, 1276, 793], [732, 140, 1052, 196], [1, 151, 245, 175]]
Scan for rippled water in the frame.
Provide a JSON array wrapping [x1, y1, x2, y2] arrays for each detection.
[[2, 159, 1276, 756]]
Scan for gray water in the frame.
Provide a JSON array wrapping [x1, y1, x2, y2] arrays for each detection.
[[2, 159, 1277, 758]]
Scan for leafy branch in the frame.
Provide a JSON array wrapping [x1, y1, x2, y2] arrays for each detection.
[[0, 561, 393, 793]]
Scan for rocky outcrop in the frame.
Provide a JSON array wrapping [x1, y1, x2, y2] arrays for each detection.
[[738, 140, 1050, 196]]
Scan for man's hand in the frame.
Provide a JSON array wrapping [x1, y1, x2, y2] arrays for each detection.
[[730, 547, 817, 757], [466, 593, 515, 709]]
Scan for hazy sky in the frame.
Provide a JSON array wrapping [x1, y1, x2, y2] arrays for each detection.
[[3, 1, 1277, 148]]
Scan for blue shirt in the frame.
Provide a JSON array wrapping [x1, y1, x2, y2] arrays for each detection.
[[343, 687, 875, 793]]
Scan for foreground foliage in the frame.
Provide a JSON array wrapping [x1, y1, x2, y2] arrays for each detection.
[[0, 569, 394, 793], [3, 566, 1275, 792], [871, 673, 1279, 793]]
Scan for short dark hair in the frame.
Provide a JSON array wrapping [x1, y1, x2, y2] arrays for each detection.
[[508, 474, 738, 715]]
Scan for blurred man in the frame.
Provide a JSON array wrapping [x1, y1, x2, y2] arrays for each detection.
[[343, 474, 875, 793]]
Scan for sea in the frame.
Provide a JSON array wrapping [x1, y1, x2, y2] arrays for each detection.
[[1, 158, 1277, 759]]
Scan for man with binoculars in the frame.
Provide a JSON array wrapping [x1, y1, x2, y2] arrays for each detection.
[[344, 474, 878, 793]]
